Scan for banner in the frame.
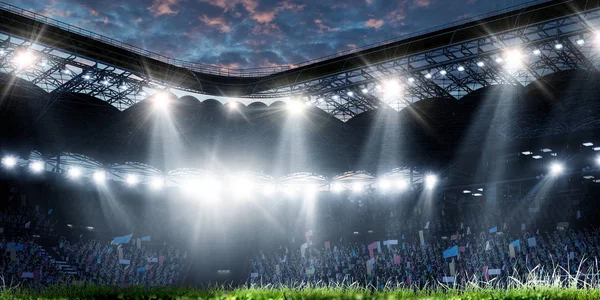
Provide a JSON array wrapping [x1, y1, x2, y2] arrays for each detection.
[[118, 248, 124, 260], [488, 269, 501, 276], [300, 243, 308, 258], [20, 272, 34, 278], [528, 237, 537, 247], [119, 259, 130, 265], [510, 239, 520, 248], [367, 242, 380, 258], [393, 255, 401, 265], [489, 227, 497, 233], [112, 234, 133, 245], [442, 276, 455, 283], [141, 236, 151, 242], [419, 230, 424, 246], [443, 246, 459, 259], [509, 244, 515, 258], [383, 240, 398, 247]]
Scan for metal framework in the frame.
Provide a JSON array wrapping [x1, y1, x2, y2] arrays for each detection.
[[0, 0, 600, 120]]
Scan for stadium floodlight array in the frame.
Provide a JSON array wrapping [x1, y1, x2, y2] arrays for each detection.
[[549, 162, 565, 176], [29, 161, 44, 173], [1, 156, 17, 168], [424, 174, 438, 189]]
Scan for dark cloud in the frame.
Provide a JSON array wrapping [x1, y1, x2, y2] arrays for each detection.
[[11, 0, 532, 69]]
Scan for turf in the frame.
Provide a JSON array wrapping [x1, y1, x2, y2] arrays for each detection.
[[3, 285, 600, 299]]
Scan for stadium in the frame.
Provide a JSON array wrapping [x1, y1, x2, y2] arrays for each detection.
[[1, 0, 600, 298]]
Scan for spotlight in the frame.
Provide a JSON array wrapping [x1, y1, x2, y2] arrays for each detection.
[[477, 61, 485, 67], [424, 174, 438, 189], [347, 91, 354, 97], [12, 50, 37, 69], [383, 79, 402, 100], [125, 174, 138, 186], [439, 70, 447, 75], [331, 183, 342, 193], [332, 95, 340, 100], [555, 43, 563, 50], [228, 102, 238, 110], [495, 57, 504, 63], [533, 49, 541, 56], [577, 39, 585, 46], [93, 170, 106, 183], [424, 73, 432, 79], [83, 74, 91, 80], [457, 66, 465, 72], [152, 92, 170, 109], [63, 69, 70, 74], [150, 177, 164, 190], [397, 179, 409, 191], [67, 167, 81, 179], [2, 156, 17, 168], [407, 77, 415, 83], [361, 88, 369, 94], [504, 49, 523, 70], [287, 100, 305, 114], [29, 161, 44, 173], [549, 162, 564, 176]]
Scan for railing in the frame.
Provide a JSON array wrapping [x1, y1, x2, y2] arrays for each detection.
[[0, 0, 550, 77]]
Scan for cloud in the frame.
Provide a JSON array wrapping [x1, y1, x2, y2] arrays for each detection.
[[413, 0, 432, 7], [252, 10, 276, 23], [365, 18, 384, 29], [198, 14, 232, 33], [314, 19, 338, 33], [148, 0, 180, 17]]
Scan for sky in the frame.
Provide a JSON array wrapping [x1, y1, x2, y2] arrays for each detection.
[[12, 0, 535, 69]]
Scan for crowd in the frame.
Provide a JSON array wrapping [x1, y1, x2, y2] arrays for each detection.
[[55, 237, 187, 287], [248, 226, 600, 287]]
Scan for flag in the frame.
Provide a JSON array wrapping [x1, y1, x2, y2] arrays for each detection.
[[141, 236, 151, 242], [466, 227, 471, 235], [483, 266, 489, 281], [510, 239, 520, 248], [119, 259, 130, 265], [509, 244, 516, 258], [528, 237, 537, 247], [424, 221, 430, 229], [366, 258, 375, 276], [325, 241, 331, 249], [159, 256, 165, 267], [485, 241, 491, 251], [24, 221, 30, 229], [449, 260, 456, 276], [419, 230, 424, 246], [368, 242, 378, 258], [305, 230, 313, 246], [111, 234, 133, 245], [443, 246, 459, 259], [301, 243, 308, 258], [393, 255, 401, 265], [489, 227, 497, 233]]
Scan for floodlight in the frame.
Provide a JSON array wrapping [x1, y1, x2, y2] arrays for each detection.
[[549, 162, 564, 175], [424, 73, 432, 79], [439, 70, 447, 75], [533, 49, 541, 56], [555, 43, 563, 50], [83, 74, 91, 80], [424, 174, 438, 189], [228, 102, 238, 110], [29, 161, 44, 173], [463, 190, 471, 194], [504, 49, 523, 70], [125, 174, 138, 186], [101, 79, 109, 85], [332, 95, 340, 100], [2, 156, 16, 168], [457, 66, 465, 72], [152, 92, 170, 109], [86, 226, 94, 231], [12, 50, 37, 69], [287, 100, 305, 114], [407, 77, 415, 83], [596, 156, 600, 166], [473, 193, 483, 197], [383, 79, 402, 100], [361, 88, 369, 94], [352, 183, 363, 193], [477, 61, 485, 67], [577, 39, 585, 46], [397, 179, 409, 191], [68, 167, 81, 179], [93, 170, 106, 183], [495, 57, 504, 63], [232, 178, 255, 199], [150, 177, 164, 190], [378, 179, 390, 191], [199, 177, 222, 199], [331, 183, 342, 193], [63, 69, 70, 74], [347, 91, 354, 97]]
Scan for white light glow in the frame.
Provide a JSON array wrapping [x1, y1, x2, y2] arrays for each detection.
[[83, 74, 91, 80], [495, 57, 504, 63], [150, 177, 164, 190], [331, 183, 343, 193], [153, 92, 170, 109], [424, 73, 432, 79], [332, 95, 340, 100], [361, 88, 369, 94], [383, 79, 402, 100], [29, 161, 44, 173], [263, 183, 276, 196], [2, 156, 17, 168], [199, 177, 222, 199], [555, 43, 563, 50], [397, 179, 409, 191], [347, 91, 354, 97], [532, 155, 542, 159], [68, 167, 81, 179], [12, 51, 37, 69], [352, 183, 363, 193], [463, 190, 471, 194], [533, 49, 541, 56], [583, 142, 594, 147], [504, 49, 524, 70], [457, 66, 465, 72], [477, 61, 485, 67], [424, 174, 438, 189], [93, 171, 106, 183], [378, 179, 390, 191], [596, 156, 600, 166], [440, 70, 447, 75], [228, 102, 238, 110], [125, 174, 138, 186], [287, 100, 306, 114], [577, 39, 585, 46], [232, 178, 255, 199], [408, 77, 415, 83], [473, 193, 483, 197], [550, 162, 565, 175]]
